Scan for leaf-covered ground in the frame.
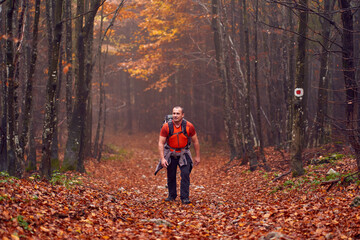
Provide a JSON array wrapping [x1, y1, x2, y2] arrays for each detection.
[[1, 134, 359, 239]]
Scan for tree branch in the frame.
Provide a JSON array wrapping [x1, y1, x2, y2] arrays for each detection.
[[100, 0, 125, 44], [60, 0, 107, 24], [92, 0, 126, 66], [272, 170, 291, 182]]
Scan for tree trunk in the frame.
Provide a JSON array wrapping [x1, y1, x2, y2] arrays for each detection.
[[0, 1, 8, 172], [254, 0, 270, 171], [65, 0, 73, 128], [41, 0, 64, 179], [313, 0, 335, 147], [290, 0, 308, 177], [286, 6, 295, 149], [338, 0, 360, 171], [93, 5, 104, 159], [97, 89, 107, 163], [96, 45, 107, 162], [211, 0, 237, 160], [20, 0, 40, 169], [241, 0, 257, 171], [5, 0, 21, 177], [50, 45, 63, 172], [26, 109, 37, 172], [84, 16, 94, 158], [63, 0, 103, 172], [126, 73, 133, 135]]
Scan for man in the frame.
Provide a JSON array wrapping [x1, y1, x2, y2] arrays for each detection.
[[158, 106, 200, 204]]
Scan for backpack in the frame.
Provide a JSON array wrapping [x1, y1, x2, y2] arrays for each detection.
[[162, 114, 191, 150]]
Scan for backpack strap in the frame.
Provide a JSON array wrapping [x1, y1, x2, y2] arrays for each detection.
[[168, 119, 187, 137], [181, 119, 188, 137], [166, 119, 191, 149], [182, 120, 191, 148], [168, 120, 174, 137]]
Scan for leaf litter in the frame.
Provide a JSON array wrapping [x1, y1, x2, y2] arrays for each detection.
[[0, 134, 359, 239]]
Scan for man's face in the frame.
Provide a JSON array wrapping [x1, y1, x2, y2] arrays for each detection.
[[172, 108, 184, 123]]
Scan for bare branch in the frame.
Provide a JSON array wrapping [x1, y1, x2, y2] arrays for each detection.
[[60, 0, 107, 24], [100, 0, 126, 44], [92, 0, 126, 67], [259, 20, 343, 51]]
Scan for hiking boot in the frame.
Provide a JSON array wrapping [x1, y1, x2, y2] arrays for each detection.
[[181, 198, 191, 204], [165, 196, 176, 202]]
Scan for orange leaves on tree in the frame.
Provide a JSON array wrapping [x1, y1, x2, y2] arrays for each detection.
[[121, 0, 198, 91]]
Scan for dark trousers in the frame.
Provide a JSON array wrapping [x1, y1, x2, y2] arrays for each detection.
[[167, 154, 192, 200]]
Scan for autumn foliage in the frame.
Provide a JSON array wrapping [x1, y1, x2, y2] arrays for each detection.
[[1, 134, 359, 239]]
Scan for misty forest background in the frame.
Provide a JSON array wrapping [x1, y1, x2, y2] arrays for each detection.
[[1, 0, 360, 178]]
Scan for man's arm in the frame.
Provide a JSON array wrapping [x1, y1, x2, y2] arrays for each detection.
[[191, 133, 200, 166], [158, 135, 168, 168]]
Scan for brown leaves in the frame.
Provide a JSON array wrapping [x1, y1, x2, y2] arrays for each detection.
[[1, 135, 360, 238]]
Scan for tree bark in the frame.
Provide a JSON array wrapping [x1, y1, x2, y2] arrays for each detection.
[[211, 0, 237, 160], [41, 0, 64, 179], [5, 0, 21, 177], [26, 110, 37, 172], [93, 5, 104, 159], [20, 0, 40, 169], [290, 0, 308, 177], [313, 0, 335, 147], [63, 0, 103, 172], [286, 6, 295, 149], [0, 0, 9, 172], [84, 11, 94, 158], [126, 73, 133, 135], [338, 0, 360, 171], [97, 88, 107, 163], [65, 0, 73, 128], [254, 0, 270, 171], [241, 0, 257, 171], [50, 45, 63, 172]]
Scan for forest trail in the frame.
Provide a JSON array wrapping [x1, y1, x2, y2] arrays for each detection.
[[0, 134, 359, 239], [85, 134, 359, 239]]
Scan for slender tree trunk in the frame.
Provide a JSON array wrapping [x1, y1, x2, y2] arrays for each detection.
[[241, 0, 257, 171], [93, 5, 104, 159], [313, 0, 335, 146], [13, 0, 27, 169], [63, 0, 85, 171], [26, 109, 37, 172], [0, 1, 9, 172], [126, 73, 133, 135], [65, 0, 73, 128], [41, 0, 64, 179], [50, 46, 63, 172], [338, 0, 360, 171], [84, 18, 94, 158], [63, 0, 103, 172], [290, 0, 308, 177], [5, 0, 20, 177], [254, 0, 270, 171], [211, 0, 237, 160], [20, 0, 40, 169], [286, 6, 295, 149], [94, 66, 104, 160], [97, 89, 107, 163]]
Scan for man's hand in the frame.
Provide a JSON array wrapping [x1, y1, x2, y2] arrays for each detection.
[[191, 134, 200, 167], [161, 158, 168, 168], [194, 156, 200, 166]]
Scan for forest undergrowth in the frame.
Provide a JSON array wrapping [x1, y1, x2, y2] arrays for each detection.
[[0, 133, 360, 239]]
